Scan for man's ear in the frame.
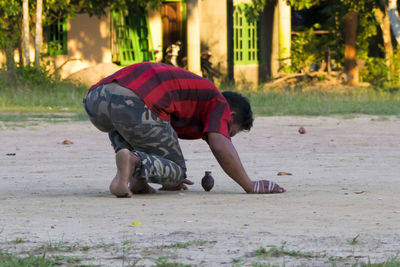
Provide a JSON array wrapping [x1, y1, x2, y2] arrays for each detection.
[[230, 111, 237, 117]]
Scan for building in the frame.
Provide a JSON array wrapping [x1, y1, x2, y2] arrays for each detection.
[[1, 0, 291, 87]]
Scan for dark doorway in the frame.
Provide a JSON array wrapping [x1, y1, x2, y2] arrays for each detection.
[[162, 1, 186, 63]]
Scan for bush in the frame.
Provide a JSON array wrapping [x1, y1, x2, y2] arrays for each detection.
[[0, 66, 88, 112]]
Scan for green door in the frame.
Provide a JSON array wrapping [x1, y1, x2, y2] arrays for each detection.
[[111, 3, 155, 65]]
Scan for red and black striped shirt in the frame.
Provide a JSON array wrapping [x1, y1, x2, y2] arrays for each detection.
[[89, 62, 231, 140]]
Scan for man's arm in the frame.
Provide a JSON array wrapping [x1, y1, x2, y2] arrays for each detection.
[[207, 132, 253, 192], [207, 132, 285, 193]]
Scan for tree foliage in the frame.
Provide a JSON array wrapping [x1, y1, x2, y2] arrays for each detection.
[[0, 0, 163, 71], [0, 0, 22, 51]]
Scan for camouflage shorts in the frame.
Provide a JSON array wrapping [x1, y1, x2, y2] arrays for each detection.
[[83, 83, 187, 187]]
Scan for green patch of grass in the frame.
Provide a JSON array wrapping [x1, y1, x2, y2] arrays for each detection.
[[254, 243, 321, 259], [249, 243, 400, 267], [0, 252, 57, 267], [0, 113, 88, 128], [14, 237, 25, 244], [81, 246, 90, 252], [252, 263, 279, 267], [170, 240, 211, 249], [155, 256, 191, 267], [0, 249, 83, 267], [354, 255, 400, 266], [156, 240, 214, 250], [43, 241, 79, 252], [52, 254, 81, 264], [248, 90, 400, 116], [2, 70, 400, 118], [0, 73, 88, 112]]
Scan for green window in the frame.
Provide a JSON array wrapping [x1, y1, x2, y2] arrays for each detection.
[[45, 19, 68, 55], [111, 3, 155, 66], [233, 4, 259, 65]]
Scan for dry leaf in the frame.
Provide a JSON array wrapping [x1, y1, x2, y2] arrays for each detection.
[[354, 191, 366, 194], [277, 172, 293, 176]]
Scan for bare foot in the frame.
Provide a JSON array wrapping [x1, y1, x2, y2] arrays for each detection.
[[129, 177, 156, 194], [109, 149, 140, 198]]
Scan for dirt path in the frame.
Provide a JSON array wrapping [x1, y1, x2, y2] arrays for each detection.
[[1, 116, 399, 266]]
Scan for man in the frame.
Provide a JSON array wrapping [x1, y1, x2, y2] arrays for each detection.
[[83, 62, 285, 197]]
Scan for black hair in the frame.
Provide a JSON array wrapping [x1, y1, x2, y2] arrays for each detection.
[[222, 91, 253, 131]]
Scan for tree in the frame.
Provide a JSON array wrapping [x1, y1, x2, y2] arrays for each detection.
[[246, 0, 291, 77], [387, 0, 400, 46], [1, 0, 163, 75], [35, 0, 42, 66], [0, 0, 22, 81], [374, 5, 394, 78], [278, 0, 291, 69], [344, 11, 358, 85], [23, 0, 30, 66]]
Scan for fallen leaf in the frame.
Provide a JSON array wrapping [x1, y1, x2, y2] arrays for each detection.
[[277, 171, 293, 176], [62, 139, 74, 145], [354, 191, 366, 194]]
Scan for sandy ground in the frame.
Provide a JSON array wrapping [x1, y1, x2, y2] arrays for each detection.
[[1, 116, 400, 266]]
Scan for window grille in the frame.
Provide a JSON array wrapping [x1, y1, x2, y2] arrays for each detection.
[[111, 3, 155, 65], [46, 19, 67, 55], [233, 4, 259, 65]]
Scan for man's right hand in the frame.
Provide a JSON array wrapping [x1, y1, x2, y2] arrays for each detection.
[[250, 180, 286, 194]]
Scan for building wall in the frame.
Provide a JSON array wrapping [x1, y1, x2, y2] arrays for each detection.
[[234, 65, 259, 88], [199, 0, 228, 84], [1, 2, 262, 87], [148, 8, 163, 63], [199, 0, 259, 88], [232, 0, 259, 88], [54, 11, 111, 79]]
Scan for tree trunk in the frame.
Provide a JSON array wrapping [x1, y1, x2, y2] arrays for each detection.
[[5, 47, 16, 83], [271, 0, 279, 78], [35, 0, 43, 66], [186, 0, 201, 76], [387, 0, 400, 46], [374, 7, 394, 78], [344, 11, 358, 85], [22, 0, 30, 67], [278, 0, 291, 69], [259, 0, 278, 81]]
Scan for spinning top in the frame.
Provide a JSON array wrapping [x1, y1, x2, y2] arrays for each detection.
[[201, 171, 214, 192]]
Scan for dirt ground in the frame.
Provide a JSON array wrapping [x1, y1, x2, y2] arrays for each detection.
[[1, 116, 400, 266]]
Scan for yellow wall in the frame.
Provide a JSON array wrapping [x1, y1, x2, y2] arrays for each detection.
[[199, 0, 258, 87], [148, 8, 163, 62], [231, 0, 259, 87], [53, 12, 111, 79], [234, 65, 259, 88], [199, 0, 228, 84]]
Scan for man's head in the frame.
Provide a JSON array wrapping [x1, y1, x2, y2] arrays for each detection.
[[222, 91, 253, 137]]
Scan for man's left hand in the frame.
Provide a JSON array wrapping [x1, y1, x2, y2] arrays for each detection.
[[159, 179, 194, 191]]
